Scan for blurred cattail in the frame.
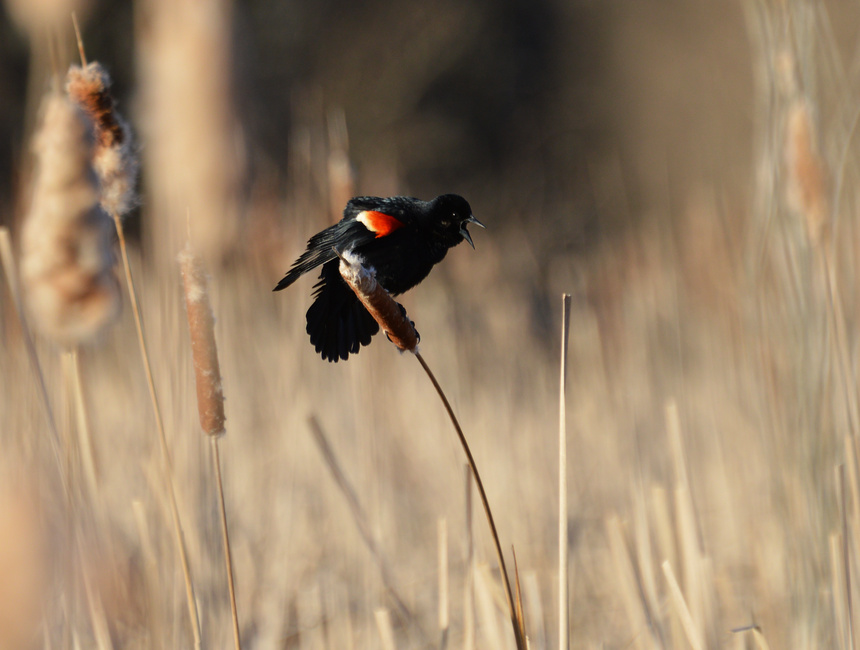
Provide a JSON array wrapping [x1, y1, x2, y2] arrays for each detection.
[[66, 62, 138, 217], [4, 0, 91, 36], [179, 243, 226, 437], [785, 99, 830, 247], [136, 0, 244, 263], [0, 481, 48, 650], [20, 93, 120, 345], [327, 108, 355, 220], [337, 250, 419, 354]]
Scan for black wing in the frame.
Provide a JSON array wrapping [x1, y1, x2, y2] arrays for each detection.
[[274, 219, 373, 291]]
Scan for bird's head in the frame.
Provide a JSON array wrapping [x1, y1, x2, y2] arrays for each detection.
[[429, 194, 485, 249]]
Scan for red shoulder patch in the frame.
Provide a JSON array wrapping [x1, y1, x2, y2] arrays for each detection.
[[356, 210, 405, 238]]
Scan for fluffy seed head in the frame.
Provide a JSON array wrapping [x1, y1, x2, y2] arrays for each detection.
[[66, 63, 138, 217], [20, 93, 120, 346]]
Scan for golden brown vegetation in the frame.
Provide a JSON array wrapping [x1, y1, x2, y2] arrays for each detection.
[[4, 2, 860, 649]]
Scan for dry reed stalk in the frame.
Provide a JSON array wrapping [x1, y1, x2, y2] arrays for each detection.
[[474, 564, 507, 650], [337, 251, 525, 649], [464, 466, 476, 650], [307, 415, 417, 631], [558, 293, 571, 650], [0, 227, 64, 481], [522, 572, 546, 650], [665, 401, 705, 635], [437, 517, 449, 647], [20, 92, 120, 346], [661, 560, 703, 650], [66, 349, 99, 499], [374, 608, 396, 650], [831, 532, 848, 649], [179, 244, 241, 650], [838, 464, 857, 650], [605, 515, 657, 650], [136, 0, 243, 262]]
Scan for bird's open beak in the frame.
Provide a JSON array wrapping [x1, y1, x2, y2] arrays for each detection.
[[460, 215, 485, 249]]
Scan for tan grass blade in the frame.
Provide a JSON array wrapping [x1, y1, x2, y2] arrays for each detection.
[[661, 560, 703, 650], [374, 608, 396, 650], [474, 564, 508, 650], [438, 517, 449, 647], [838, 464, 856, 650], [832, 532, 848, 650], [558, 293, 571, 650], [0, 227, 65, 487], [464, 466, 476, 650], [606, 515, 658, 650], [67, 349, 99, 500], [307, 415, 417, 631], [666, 401, 704, 634]]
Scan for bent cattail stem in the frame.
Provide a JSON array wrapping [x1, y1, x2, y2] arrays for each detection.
[[179, 243, 226, 437], [337, 250, 419, 354], [20, 92, 120, 345], [66, 62, 138, 217], [785, 100, 829, 249]]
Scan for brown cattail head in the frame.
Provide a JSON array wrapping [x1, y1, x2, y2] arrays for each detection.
[[20, 93, 120, 345], [179, 243, 226, 438], [66, 63, 138, 217], [338, 250, 419, 354], [785, 100, 830, 247]]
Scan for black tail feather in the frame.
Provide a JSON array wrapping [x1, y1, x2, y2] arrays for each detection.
[[306, 260, 379, 361]]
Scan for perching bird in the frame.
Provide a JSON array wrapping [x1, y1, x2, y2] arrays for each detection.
[[274, 194, 483, 361]]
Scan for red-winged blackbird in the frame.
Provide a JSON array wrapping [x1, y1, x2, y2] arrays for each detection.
[[274, 194, 483, 362]]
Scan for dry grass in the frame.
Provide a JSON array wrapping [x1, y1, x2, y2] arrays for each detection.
[[5, 1, 860, 649]]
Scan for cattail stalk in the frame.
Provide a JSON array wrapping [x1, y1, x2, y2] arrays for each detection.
[[558, 293, 571, 650], [64, 41, 202, 646], [338, 252, 526, 649], [179, 244, 241, 650]]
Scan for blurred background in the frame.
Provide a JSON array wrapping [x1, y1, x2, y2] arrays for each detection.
[[2, 0, 860, 647]]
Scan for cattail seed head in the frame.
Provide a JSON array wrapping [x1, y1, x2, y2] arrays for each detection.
[[785, 100, 830, 247], [66, 63, 138, 217], [179, 244, 226, 438], [338, 250, 419, 354], [20, 93, 120, 345]]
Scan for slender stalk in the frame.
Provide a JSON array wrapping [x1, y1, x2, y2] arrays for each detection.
[[414, 352, 526, 650], [839, 464, 856, 650], [211, 438, 241, 650], [559, 293, 571, 650], [112, 214, 201, 648], [0, 228, 66, 489], [307, 416, 417, 630]]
